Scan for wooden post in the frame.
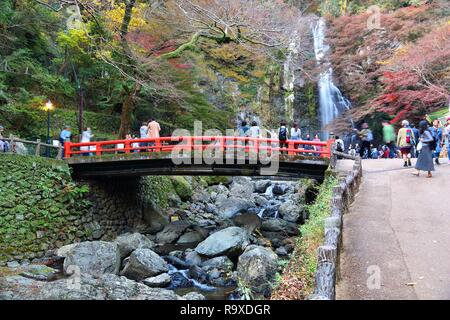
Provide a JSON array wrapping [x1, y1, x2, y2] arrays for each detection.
[[56, 144, 63, 160], [35, 139, 41, 157], [314, 245, 337, 300], [9, 134, 16, 153]]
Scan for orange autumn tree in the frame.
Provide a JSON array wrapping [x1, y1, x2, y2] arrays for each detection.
[[374, 23, 450, 124]]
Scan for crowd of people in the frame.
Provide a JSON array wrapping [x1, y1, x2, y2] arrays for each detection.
[[343, 116, 450, 178]]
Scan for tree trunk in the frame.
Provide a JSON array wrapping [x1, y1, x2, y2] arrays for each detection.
[[118, 83, 141, 139]]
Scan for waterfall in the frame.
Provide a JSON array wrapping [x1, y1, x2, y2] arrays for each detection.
[[312, 18, 352, 139], [283, 36, 298, 123]]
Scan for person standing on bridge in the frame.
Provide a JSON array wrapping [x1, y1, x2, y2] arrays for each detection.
[[290, 122, 301, 149], [278, 120, 288, 154], [412, 120, 435, 178], [80, 127, 94, 156], [140, 121, 148, 150], [382, 120, 396, 159], [147, 118, 161, 151], [248, 121, 260, 139], [397, 120, 415, 167]]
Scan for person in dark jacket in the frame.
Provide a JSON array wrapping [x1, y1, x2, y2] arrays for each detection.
[[412, 120, 435, 178]]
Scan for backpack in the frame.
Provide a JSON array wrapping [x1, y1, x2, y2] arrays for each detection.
[[366, 130, 374, 142], [406, 129, 412, 144], [279, 127, 287, 141]]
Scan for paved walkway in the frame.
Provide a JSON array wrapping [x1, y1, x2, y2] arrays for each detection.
[[336, 159, 450, 300]]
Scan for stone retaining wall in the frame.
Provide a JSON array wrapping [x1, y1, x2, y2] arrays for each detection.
[[309, 157, 363, 300]]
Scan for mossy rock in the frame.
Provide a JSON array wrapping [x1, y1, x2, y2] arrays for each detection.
[[203, 176, 232, 186], [170, 176, 193, 201]]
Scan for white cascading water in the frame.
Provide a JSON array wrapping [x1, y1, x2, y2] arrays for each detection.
[[283, 35, 298, 122], [312, 18, 352, 138]]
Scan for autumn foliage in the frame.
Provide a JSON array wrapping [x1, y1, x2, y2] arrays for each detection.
[[328, 2, 450, 127]]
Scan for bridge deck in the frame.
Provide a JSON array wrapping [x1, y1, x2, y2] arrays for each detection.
[[67, 152, 330, 179]]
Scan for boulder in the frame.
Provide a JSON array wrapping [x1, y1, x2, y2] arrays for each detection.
[[218, 197, 254, 219], [201, 256, 234, 273], [275, 247, 288, 257], [188, 265, 208, 283], [191, 190, 211, 203], [0, 273, 181, 300], [214, 193, 229, 206], [254, 180, 271, 193], [114, 233, 155, 259], [195, 227, 249, 258], [142, 273, 171, 288], [176, 231, 205, 244], [184, 250, 203, 266], [56, 243, 79, 258], [229, 177, 254, 198], [236, 245, 278, 295], [260, 219, 299, 236], [63, 241, 121, 276], [170, 176, 192, 201], [155, 221, 191, 244], [278, 200, 303, 223], [233, 213, 262, 233], [203, 176, 233, 186], [120, 248, 169, 281]]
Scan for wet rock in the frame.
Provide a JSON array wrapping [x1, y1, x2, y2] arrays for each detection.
[[184, 250, 203, 266], [156, 221, 191, 244], [261, 219, 299, 236], [218, 197, 254, 219], [114, 233, 155, 259], [182, 292, 206, 300], [237, 245, 278, 295], [195, 227, 249, 258], [254, 180, 271, 193], [165, 255, 190, 269], [233, 213, 262, 233], [20, 265, 59, 281], [63, 241, 121, 276], [176, 231, 204, 244], [272, 184, 290, 195], [142, 273, 171, 288], [121, 248, 169, 281], [254, 195, 270, 207], [278, 200, 303, 223], [188, 265, 208, 283], [214, 193, 228, 206]]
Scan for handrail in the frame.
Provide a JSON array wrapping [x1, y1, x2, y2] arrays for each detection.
[[1, 135, 63, 159], [64, 136, 335, 159]]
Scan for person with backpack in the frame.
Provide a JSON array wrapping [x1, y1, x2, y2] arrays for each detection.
[[278, 120, 288, 154], [354, 123, 372, 158], [412, 120, 435, 178], [429, 119, 443, 165], [238, 121, 250, 137], [396, 120, 415, 167]]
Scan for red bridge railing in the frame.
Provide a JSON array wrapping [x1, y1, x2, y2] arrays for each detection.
[[64, 136, 334, 160]]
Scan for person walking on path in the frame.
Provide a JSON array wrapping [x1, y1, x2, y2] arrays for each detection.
[[445, 117, 450, 165], [80, 127, 94, 156], [412, 120, 435, 178], [397, 120, 415, 167], [354, 123, 373, 158], [278, 120, 288, 154], [382, 120, 396, 158], [429, 119, 444, 165]]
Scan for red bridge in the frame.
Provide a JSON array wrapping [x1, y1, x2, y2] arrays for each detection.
[[64, 136, 334, 180]]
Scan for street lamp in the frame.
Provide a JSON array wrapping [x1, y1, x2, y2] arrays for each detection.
[[44, 100, 54, 157]]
